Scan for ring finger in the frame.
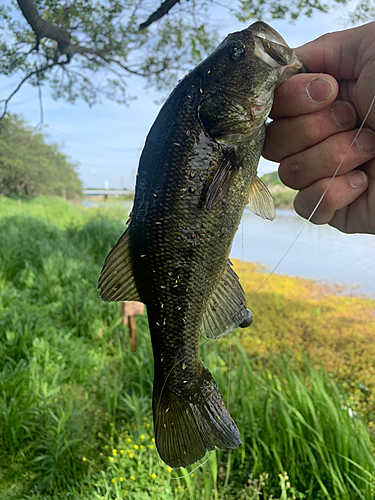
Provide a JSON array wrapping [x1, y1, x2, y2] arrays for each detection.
[[278, 128, 375, 190]]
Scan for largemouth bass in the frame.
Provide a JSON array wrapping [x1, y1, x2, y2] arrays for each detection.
[[98, 21, 303, 468]]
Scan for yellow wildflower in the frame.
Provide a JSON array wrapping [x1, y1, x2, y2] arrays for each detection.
[[129, 453, 134, 458], [145, 423, 150, 428], [111, 478, 115, 483], [112, 449, 117, 456], [167, 467, 172, 472], [130, 475, 136, 481], [151, 473, 156, 479], [120, 477, 124, 482], [120, 449, 125, 454], [133, 444, 139, 450], [148, 445, 153, 450], [82, 457, 87, 462], [151, 438, 155, 443], [126, 438, 132, 443], [140, 434, 145, 440], [108, 457, 114, 462], [140, 445, 144, 449]]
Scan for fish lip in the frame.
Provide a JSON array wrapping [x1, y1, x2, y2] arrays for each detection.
[[250, 23, 305, 83], [249, 21, 290, 47]]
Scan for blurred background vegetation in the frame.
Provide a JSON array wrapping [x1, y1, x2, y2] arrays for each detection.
[[0, 115, 82, 200], [0, 196, 375, 499]]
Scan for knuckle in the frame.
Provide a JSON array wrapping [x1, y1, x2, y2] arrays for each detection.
[[278, 158, 301, 189], [300, 114, 326, 145]]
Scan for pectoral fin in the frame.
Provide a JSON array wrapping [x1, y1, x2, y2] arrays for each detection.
[[204, 151, 238, 210], [200, 259, 253, 340], [98, 229, 141, 303], [246, 176, 276, 221]]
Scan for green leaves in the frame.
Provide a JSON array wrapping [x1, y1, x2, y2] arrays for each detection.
[[0, 0, 350, 109], [235, 0, 334, 22], [0, 114, 82, 198]]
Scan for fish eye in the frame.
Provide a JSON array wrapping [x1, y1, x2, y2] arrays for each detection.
[[228, 42, 245, 61]]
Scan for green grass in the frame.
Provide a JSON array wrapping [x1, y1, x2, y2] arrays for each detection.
[[0, 196, 375, 499]]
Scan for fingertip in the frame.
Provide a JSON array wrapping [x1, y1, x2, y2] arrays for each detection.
[[305, 76, 335, 104], [348, 170, 368, 189], [271, 73, 338, 119], [293, 170, 369, 225], [293, 190, 313, 221]]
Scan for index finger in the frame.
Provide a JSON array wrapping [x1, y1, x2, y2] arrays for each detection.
[[270, 73, 338, 119], [295, 22, 375, 79]]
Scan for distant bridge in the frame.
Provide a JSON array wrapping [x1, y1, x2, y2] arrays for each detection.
[[83, 189, 133, 196]]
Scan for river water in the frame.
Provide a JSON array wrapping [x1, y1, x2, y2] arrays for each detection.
[[231, 209, 375, 297]]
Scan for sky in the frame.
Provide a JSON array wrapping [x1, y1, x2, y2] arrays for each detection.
[[0, 1, 363, 189]]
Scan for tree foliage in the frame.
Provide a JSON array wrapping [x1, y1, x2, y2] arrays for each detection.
[[0, 0, 352, 114], [0, 114, 82, 198]]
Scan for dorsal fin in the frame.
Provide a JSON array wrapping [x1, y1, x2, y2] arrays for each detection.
[[98, 229, 141, 303]]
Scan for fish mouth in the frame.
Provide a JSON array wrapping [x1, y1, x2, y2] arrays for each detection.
[[251, 21, 305, 84]]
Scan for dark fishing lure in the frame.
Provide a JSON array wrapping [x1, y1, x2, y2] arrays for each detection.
[[99, 21, 303, 468]]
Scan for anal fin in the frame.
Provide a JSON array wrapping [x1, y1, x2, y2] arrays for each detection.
[[200, 259, 253, 340]]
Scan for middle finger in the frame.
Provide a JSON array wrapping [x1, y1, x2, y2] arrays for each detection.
[[263, 100, 357, 162]]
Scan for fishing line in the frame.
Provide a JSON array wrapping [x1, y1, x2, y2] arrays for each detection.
[[254, 90, 375, 295], [241, 217, 244, 285], [171, 452, 213, 479], [226, 218, 245, 414]]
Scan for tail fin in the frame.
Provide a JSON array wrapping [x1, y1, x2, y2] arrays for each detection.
[[153, 364, 242, 468]]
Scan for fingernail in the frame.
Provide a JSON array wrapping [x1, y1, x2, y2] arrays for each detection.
[[355, 128, 375, 154], [305, 77, 335, 103], [349, 170, 367, 188], [330, 101, 357, 128]]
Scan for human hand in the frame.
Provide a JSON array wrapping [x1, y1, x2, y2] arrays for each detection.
[[263, 22, 375, 234]]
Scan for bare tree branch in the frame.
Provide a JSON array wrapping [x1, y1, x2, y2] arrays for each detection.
[[0, 62, 65, 120], [16, 0, 106, 61], [139, 0, 182, 30], [17, 0, 71, 53], [37, 63, 44, 126]]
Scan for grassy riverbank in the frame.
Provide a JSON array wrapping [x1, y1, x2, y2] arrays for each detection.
[[1, 196, 375, 499], [261, 171, 296, 209]]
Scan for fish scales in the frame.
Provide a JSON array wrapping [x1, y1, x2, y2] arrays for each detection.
[[99, 21, 304, 468]]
